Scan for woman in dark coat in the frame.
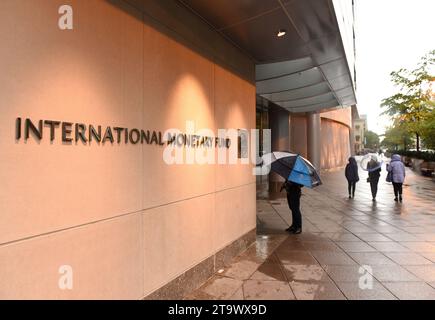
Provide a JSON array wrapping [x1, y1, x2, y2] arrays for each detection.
[[345, 157, 359, 198], [367, 156, 381, 201]]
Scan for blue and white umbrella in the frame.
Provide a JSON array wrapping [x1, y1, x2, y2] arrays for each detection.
[[260, 151, 322, 188], [360, 154, 383, 172]]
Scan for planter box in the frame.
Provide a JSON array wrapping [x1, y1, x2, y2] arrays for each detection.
[[402, 156, 412, 167], [420, 161, 435, 177], [411, 158, 424, 170]]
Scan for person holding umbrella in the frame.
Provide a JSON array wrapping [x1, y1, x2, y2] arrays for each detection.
[[280, 180, 303, 234], [259, 151, 322, 235], [367, 155, 382, 201]]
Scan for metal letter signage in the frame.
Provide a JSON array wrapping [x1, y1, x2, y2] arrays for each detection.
[[15, 117, 231, 148]]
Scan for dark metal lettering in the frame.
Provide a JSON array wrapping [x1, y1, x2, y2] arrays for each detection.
[[16, 117, 21, 140], [25, 118, 43, 140], [141, 130, 150, 144], [129, 129, 140, 144], [113, 127, 123, 143], [89, 125, 101, 143], [150, 131, 158, 145], [158, 132, 165, 146], [62, 122, 73, 142], [44, 120, 61, 141], [103, 127, 114, 144], [75, 123, 87, 143]]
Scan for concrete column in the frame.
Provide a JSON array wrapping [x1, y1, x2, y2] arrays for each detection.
[[269, 108, 290, 195], [307, 112, 321, 170], [349, 124, 356, 156]]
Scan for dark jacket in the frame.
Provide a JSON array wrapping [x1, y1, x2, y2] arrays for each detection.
[[345, 157, 359, 182], [368, 159, 381, 179], [282, 180, 302, 197]]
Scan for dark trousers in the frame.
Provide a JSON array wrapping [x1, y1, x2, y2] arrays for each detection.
[[348, 181, 356, 196], [287, 193, 302, 229], [393, 182, 403, 198], [370, 178, 379, 199]]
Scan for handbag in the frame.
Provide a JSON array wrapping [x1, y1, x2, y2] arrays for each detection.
[[386, 171, 392, 183]]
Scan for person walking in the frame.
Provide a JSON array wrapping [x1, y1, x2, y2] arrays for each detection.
[[345, 157, 359, 198], [367, 155, 381, 201], [281, 180, 303, 234], [387, 154, 406, 202]]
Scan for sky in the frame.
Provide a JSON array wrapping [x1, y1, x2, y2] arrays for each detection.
[[355, 0, 435, 135]]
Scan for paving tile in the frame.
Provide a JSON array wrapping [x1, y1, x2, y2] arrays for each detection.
[[184, 291, 216, 300], [249, 262, 287, 282], [335, 241, 377, 252], [404, 265, 435, 282], [228, 287, 245, 300], [323, 265, 366, 282], [399, 242, 435, 253], [383, 252, 432, 266], [200, 276, 244, 299], [222, 259, 261, 280], [310, 251, 357, 266], [384, 233, 422, 242], [322, 233, 362, 241], [275, 250, 318, 265], [335, 281, 397, 300], [276, 240, 308, 251], [282, 264, 330, 282], [421, 252, 435, 263], [416, 234, 435, 242], [354, 233, 393, 242], [243, 280, 295, 300], [371, 226, 403, 234], [290, 281, 346, 300], [348, 252, 397, 266], [344, 226, 376, 233], [368, 242, 410, 252], [383, 282, 435, 300], [336, 281, 397, 300], [300, 241, 342, 252], [366, 265, 421, 282]]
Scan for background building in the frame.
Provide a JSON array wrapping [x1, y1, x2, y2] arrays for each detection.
[[0, 0, 357, 299], [353, 114, 368, 154]]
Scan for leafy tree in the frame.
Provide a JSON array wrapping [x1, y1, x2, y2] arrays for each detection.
[[381, 120, 413, 151], [381, 50, 435, 151], [421, 110, 435, 150], [364, 130, 380, 149]]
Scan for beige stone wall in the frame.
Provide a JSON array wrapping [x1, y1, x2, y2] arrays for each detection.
[[321, 108, 352, 128], [289, 108, 351, 170], [290, 116, 308, 158], [320, 108, 351, 169], [0, 0, 256, 299]]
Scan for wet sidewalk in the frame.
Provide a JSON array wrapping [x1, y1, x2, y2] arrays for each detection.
[[186, 161, 435, 300]]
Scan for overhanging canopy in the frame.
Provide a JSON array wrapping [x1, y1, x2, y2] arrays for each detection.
[[179, 0, 356, 113]]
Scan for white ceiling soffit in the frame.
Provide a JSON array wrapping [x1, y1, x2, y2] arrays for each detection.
[[179, 0, 357, 113]]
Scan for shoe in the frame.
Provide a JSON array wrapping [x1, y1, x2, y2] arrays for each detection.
[[285, 226, 295, 232], [349, 195, 352, 199], [372, 198, 376, 202], [290, 227, 302, 234], [399, 196, 402, 203], [394, 197, 398, 202]]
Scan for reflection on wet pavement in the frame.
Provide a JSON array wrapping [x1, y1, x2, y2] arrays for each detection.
[[187, 162, 435, 300]]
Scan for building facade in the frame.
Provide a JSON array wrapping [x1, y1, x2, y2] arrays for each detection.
[[0, 0, 357, 299], [354, 114, 368, 154]]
